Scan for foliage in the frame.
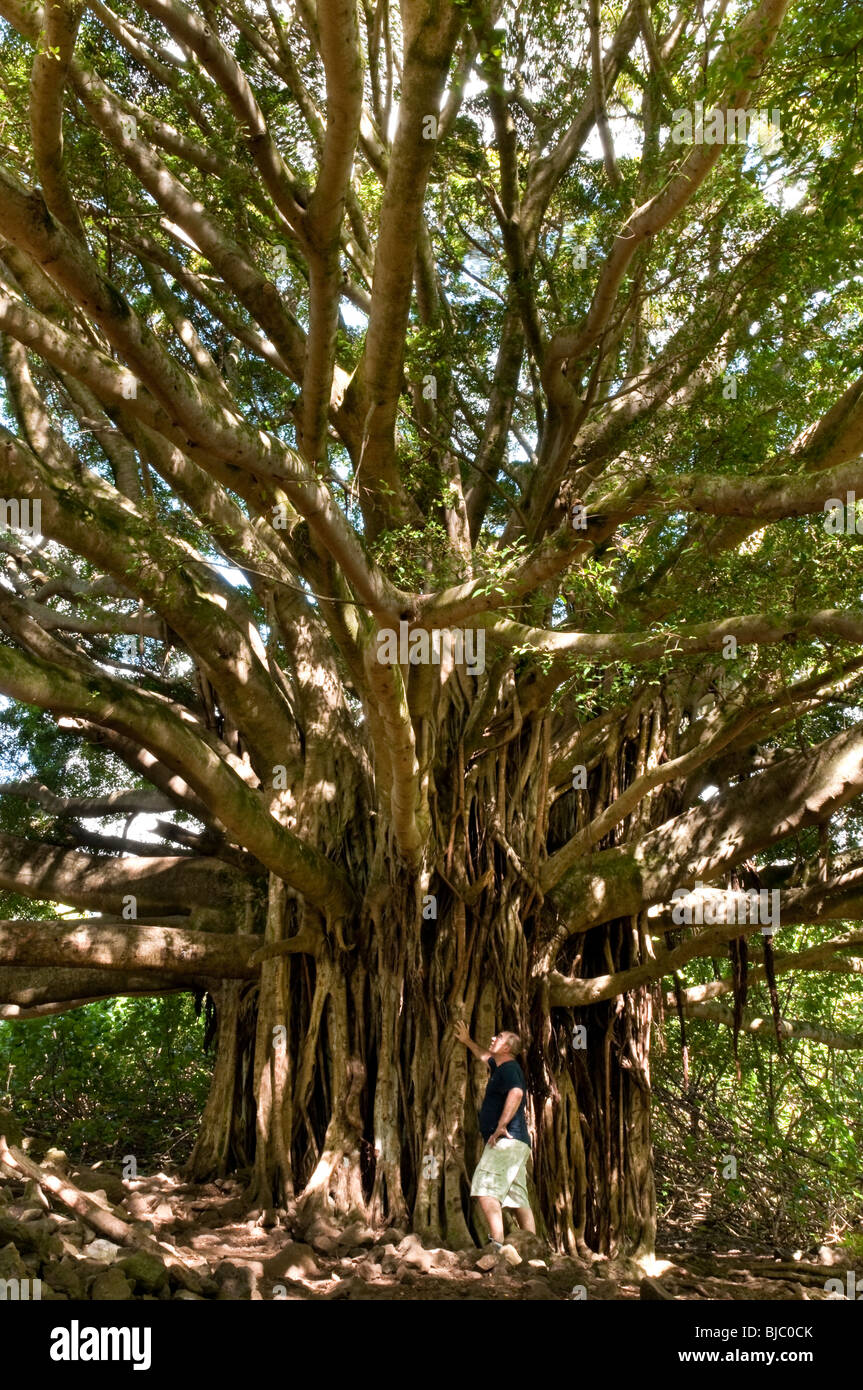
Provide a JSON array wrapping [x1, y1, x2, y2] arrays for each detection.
[[0, 996, 211, 1167]]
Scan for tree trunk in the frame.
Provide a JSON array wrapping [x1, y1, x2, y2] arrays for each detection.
[[185, 698, 669, 1258]]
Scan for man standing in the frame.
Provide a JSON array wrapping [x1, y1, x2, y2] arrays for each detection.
[[454, 1020, 536, 1245]]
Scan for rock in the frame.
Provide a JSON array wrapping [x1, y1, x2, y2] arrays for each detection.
[[82, 1239, 122, 1263], [130, 1221, 156, 1238], [454, 1248, 482, 1268], [71, 1169, 127, 1205], [304, 1216, 341, 1253], [353, 1258, 380, 1283], [817, 1245, 836, 1266], [476, 1254, 498, 1272], [592, 1278, 619, 1298], [42, 1258, 88, 1300], [339, 1220, 374, 1249], [640, 1274, 674, 1300], [525, 1278, 555, 1299], [58, 1235, 84, 1258], [400, 1244, 433, 1273], [48, 1215, 78, 1235], [528, 1259, 548, 1269], [312, 1233, 339, 1253], [40, 1285, 69, 1301], [80, 1259, 110, 1289], [0, 1241, 26, 1280], [428, 1248, 460, 1271], [19, 1207, 48, 1224], [174, 1290, 206, 1300], [91, 1266, 134, 1301], [43, 1149, 69, 1174], [395, 1233, 429, 1258], [22, 1181, 49, 1211], [123, 1193, 154, 1220], [215, 1261, 256, 1300], [0, 1214, 60, 1258], [178, 1268, 219, 1299], [500, 1243, 522, 1267], [117, 1252, 169, 1294], [549, 1253, 588, 1277], [381, 1227, 405, 1245], [152, 1203, 174, 1223], [263, 1242, 320, 1282], [505, 1231, 547, 1261]]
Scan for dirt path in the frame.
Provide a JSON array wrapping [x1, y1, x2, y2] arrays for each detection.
[[0, 1162, 852, 1301]]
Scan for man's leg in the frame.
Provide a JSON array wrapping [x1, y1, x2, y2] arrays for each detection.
[[476, 1195, 504, 1243], [500, 1144, 535, 1234]]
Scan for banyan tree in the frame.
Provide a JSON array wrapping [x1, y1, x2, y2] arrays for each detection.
[[1, 0, 862, 1255]]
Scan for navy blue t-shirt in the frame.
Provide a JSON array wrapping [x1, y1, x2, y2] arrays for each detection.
[[478, 1057, 529, 1143]]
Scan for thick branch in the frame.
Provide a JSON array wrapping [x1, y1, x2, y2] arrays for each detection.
[[679, 1001, 863, 1050], [0, 832, 245, 914], [541, 719, 863, 949], [0, 782, 174, 818], [0, 965, 204, 1010], [350, 0, 464, 536], [0, 643, 351, 916], [0, 918, 261, 979], [29, 0, 85, 238]]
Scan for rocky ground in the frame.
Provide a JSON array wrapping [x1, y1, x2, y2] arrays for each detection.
[[1, 1157, 857, 1301]]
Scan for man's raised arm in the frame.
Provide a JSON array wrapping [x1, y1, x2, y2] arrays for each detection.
[[454, 1019, 491, 1062]]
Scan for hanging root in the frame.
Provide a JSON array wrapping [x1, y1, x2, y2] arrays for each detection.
[[671, 972, 689, 1091], [762, 933, 784, 1054], [729, 936, 749, 1082]]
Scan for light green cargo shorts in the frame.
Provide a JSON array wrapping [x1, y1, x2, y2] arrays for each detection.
[[469, 1136, 531, 1207]]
